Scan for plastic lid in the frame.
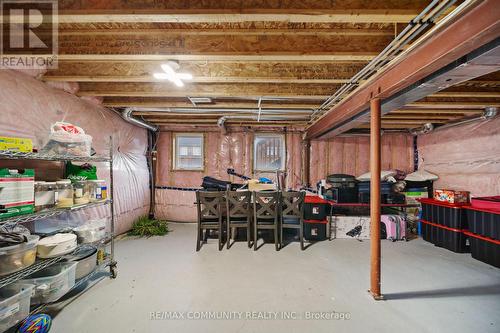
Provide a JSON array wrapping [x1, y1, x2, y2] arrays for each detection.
[[38, 233, 76, 246], [56, 179, 72, 184]]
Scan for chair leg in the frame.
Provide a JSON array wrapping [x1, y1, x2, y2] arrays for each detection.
[[247, 223, 251, 248], [196, 225, 201, 251], [300, 225, 305, 251], [254, 223, 258, 251], [280, 224, 284, 248], [274, 225, 279, 251], [227, 222, 231, 250], [218, 224, 223, 251]]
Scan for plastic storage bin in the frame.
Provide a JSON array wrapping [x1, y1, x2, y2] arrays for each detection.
[[471, 196, 500, 212], [464, 231, 500, 268], [304, 219, 328, 241], [419, 198, 467, 229], [420, 219, 469, 253], [0, 284, 34, 332], [20, 262, 77, 305], [304, 196, 330, 220], [465, 207, 500, 240], [73, 218, 107, 243], [0, 235, 39, 276]]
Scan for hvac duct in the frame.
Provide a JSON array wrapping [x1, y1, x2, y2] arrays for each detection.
[[120, 108, 158, 132]]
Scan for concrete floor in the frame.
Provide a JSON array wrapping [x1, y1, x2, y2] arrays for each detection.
[[51, 223, 500, 333]]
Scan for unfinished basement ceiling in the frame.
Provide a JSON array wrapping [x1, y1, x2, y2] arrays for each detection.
[[41, 0, 499, 131]]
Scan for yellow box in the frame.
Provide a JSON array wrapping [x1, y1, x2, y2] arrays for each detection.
[[0, 136, 33, 153], [248, 179, 277, 192]]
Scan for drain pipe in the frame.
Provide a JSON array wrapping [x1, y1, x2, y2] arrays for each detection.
[[121, 108, 158, 132]]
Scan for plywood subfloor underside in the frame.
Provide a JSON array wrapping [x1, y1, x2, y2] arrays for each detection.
[[51, 223, 500, 333]]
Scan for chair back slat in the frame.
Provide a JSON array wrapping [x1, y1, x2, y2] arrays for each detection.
[[196, 191, 223, 220], [226, 190, 251, 218], [253, 191, 279, 219], [281, 191, 305, 219]]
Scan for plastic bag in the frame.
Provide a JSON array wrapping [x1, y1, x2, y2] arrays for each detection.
[[405, 169, 438, 181], [357, 170, 397, 181], [40, 122, 92, 156]]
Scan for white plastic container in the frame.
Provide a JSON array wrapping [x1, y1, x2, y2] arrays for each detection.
[[37, 233, 77, 258], [73, 219, 107, 243], [0, 284, 34, 332], [0, 235, 39, 276], [19, 262, 77, 305]]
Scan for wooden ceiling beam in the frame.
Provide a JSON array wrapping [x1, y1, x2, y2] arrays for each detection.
[[77, 82, 340, 99], [44, 61, 367, 83], [390, 109, 484, 114], [104, 99, 321, 109], [57, 54, 376, 62], [57, 34, 391, 57]]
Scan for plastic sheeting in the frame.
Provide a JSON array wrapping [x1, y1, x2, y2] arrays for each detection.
[[155, 127, 303, 222], [309, 133, 414, 185], [417, 116, 500, 196], [0, 69, 150, 234]]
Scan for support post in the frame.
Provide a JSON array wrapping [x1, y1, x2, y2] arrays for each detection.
[[369, 98, 382, 300], [301, 139, 311, 188]]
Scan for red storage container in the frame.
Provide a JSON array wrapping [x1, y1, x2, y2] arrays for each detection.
[[471, 196, 500, 212], [304, 196, 331, 220]]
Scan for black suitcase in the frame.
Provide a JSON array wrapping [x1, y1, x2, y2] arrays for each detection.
[[326, 174, 357, 188], [326, 188, 358, 203], [201, 176, 231, 191]]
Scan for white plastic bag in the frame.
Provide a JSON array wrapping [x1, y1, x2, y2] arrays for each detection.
[[405, 169, 438, 181], [41, 122, 92, 156]]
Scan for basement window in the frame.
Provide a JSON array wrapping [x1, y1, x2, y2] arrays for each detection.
[[253, 134, 285, 171], [173, 133, 204, 171]]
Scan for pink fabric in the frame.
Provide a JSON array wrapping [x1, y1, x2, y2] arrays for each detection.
[[309, 133, 414, 185], [418, 117, 500, 197], [0, 69, 150, 234]]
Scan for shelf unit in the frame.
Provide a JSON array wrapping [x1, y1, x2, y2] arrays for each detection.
[[0, 139, 117, 328]]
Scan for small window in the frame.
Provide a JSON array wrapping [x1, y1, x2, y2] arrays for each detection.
[[253, 134, 285, 171], [173, 133, 204, 170]]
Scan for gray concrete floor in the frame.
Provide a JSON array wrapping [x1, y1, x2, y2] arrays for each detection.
[[51, 223, 500, 333]]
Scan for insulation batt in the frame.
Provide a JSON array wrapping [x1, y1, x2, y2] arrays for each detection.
[[0, 69, 149, 233]]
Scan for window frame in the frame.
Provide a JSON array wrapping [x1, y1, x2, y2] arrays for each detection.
[[253, 133, 286, 172], [172, 133, 205, 171]]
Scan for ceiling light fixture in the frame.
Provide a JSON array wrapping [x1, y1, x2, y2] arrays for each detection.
[[153, 61, 193, 87]]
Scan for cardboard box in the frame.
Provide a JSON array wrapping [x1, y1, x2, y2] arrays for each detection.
[[247, 179, 276, 192], [0, 136, 33, 153], [330, 215, 370, 239], [434, 189, 470, 204], [0, 168, 35, 219]]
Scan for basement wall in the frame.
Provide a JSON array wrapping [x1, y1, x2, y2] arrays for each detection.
[[417, 116, 500, 196], [309, 133, 415, 185], [155, 127, 302, 222], [0, 69, 150, 234]]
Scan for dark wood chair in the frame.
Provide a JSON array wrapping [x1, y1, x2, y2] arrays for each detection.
[[196, 191, 225, 251], [225, 190, 252, 249], [253, 191, 280, 251], [280, 190, 305, 250]]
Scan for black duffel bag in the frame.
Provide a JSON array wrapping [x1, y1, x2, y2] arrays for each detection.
[[201, 176, 231, 191]]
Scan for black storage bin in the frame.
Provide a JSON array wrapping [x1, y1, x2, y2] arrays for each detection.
[[420, 198, 467, 230], [304, 197, 330, 220], [358, 181, 393, 203], [420, 220, 469, 253], [465, 207, 500, 240], [326, 187, 358, 203], [304, 220, 327, 241], [359, 192, 390, 204], [466, 232, 500, 268]]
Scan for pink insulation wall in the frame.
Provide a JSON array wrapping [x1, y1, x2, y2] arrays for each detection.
[[417, 117, 500, 196], [309, 133, 414, 185], [0, 69, 150, 234], [155, 127, 302, 222]]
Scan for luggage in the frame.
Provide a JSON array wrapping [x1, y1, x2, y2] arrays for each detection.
[[380, 215, 407, 241], [201, 176, 231, 191], [358, 181, 393, 204]]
